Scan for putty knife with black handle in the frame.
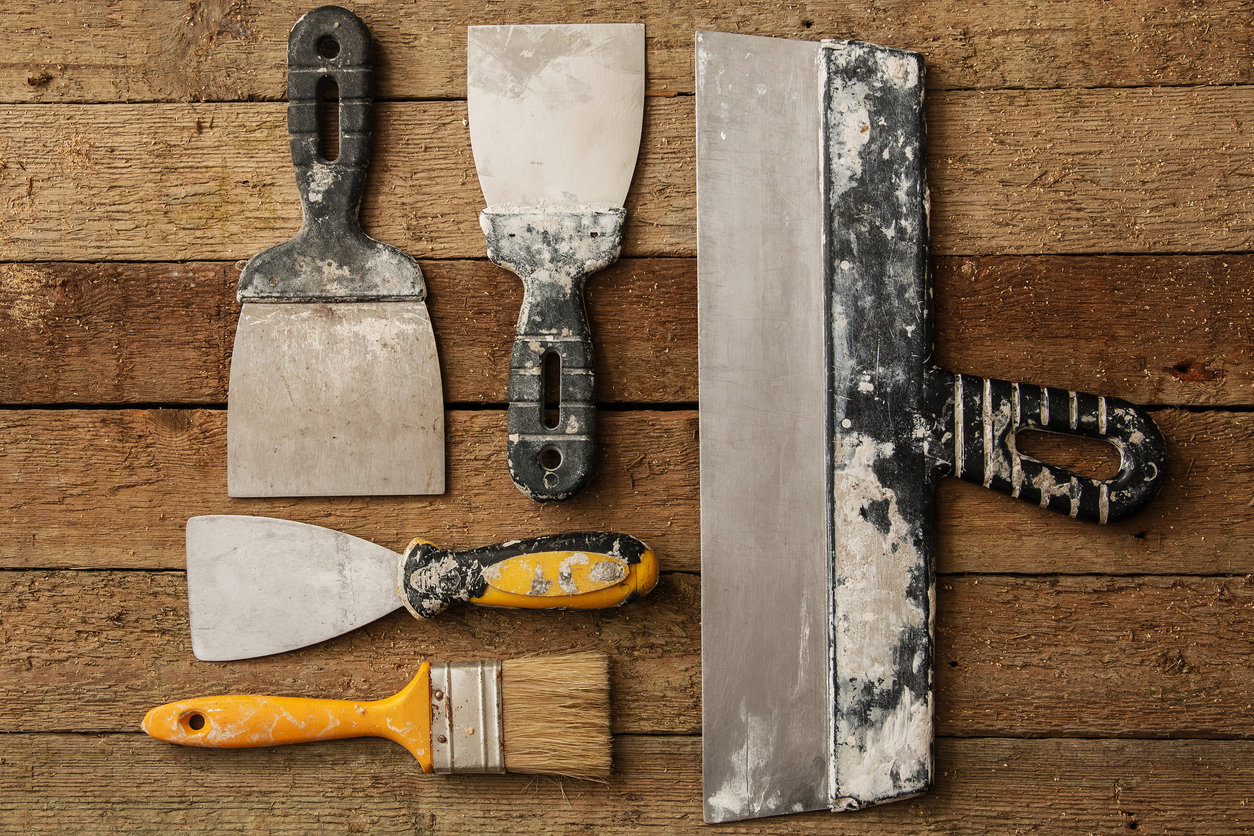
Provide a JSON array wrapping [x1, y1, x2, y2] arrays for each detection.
[[467, 24, 645, 502], [696, 32, 1166, 823], [185, 516, 658, 661], [228, 6, 443, 498]]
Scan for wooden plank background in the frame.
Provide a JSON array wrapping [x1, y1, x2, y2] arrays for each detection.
[[2, 0, 1252, 832]]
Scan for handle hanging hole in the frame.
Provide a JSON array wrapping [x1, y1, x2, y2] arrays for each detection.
[[539, 446, 562, 471], [184, 712, 207, 732], [317, 37, 340, 59], [317, 76, 340, 163], [542, 351, 561, 430], [1014, 430, 1120, 482]]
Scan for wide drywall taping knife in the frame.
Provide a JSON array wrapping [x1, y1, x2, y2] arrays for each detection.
[[227, 6, 444, 498], [467, 24, 645, 502], [695, 32, 1167, 822], [185, 516, 659, 661]]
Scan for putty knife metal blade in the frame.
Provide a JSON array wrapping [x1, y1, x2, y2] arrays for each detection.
[[697, 31, 1167, 823], [227, 6, 443, 498], [185, 515, 660, 662], [468, 24, 644, 502]]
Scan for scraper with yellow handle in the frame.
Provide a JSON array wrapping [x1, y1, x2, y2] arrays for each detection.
[[186, 516, 658, 661], [143, 651, 611, 779]]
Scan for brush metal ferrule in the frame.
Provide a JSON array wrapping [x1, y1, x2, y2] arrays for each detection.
[[429, 660, 505, 773]]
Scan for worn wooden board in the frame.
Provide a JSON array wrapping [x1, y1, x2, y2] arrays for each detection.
[[2, 736, 1253, 834], [0, 90, 1250, 261], [1, 408, 1250, 575], [2, 255, 1249, 407], [5, 571, 1254, 741], [4, 0, 1252, 102]]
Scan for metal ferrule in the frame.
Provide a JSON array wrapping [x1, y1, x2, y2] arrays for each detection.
[[429, 660, 505, 774]]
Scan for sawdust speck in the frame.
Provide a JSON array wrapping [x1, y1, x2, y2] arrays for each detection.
[[0, 264, 57, 330]]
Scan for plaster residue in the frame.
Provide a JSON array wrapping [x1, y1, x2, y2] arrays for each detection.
[[835, 686, 931, 801], [557, 552, 590, 593], [831, 432, 922, 683], [825, 81, 872, 198], [304, 162, 337, 203], [831, 430, 931, 799]]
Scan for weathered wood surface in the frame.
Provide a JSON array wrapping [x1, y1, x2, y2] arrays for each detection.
[[2, 736, 1253, 834], [2, 255, 1251, 407], [4, 571, 1254, 741], [5, 0, 1252, 102], [0, 90, 1250, 261], [1, 1, 1250, 832], [2, 408, 1251, 575]]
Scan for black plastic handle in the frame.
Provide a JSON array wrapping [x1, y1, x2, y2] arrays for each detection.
[[287, 5, 371, 216], [238, 6, 424, 302], [929, 371, 1166, 523], [480, 209, 626, 501]]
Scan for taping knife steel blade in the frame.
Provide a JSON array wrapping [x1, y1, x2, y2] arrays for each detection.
[[227, 6, 444, 498], [185, 515, 659, 661], [696, 31, 1166, 823], [467, 23, 645, 502]]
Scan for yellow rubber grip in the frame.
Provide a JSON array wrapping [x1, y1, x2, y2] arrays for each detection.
[[472, 544, 660, 610]]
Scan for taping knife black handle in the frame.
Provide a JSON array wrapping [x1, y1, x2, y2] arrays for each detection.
[[239, 6, 424, 302], [930, 371, 1166, 522]]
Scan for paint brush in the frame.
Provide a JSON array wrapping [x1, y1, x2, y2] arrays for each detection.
[[141, 651, 611, 779]]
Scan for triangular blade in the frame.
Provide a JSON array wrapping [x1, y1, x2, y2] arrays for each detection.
[[468, 23, 644, 208], [186, 515, 402, 661]]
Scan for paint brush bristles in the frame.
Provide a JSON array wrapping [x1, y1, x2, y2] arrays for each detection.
[[502, 651, 611, 779]]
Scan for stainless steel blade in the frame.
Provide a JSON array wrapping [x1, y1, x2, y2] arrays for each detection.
[[186, 515, 403, 661], [467, 23, 644, 208], [697, 31, 832, 823], [227, 302, 444, 497]]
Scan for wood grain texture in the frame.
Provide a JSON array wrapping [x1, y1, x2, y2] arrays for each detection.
[[4, 0, 1252, 103], [0, 259, 697, 406], [0, 408, 1247, 575], [1, 1, 1249, 830], [4, 571, 1254, 740], [0, 90, 1250, 261], [933, 255, 1254, 407], [0, 409, 699, 571], [2, 255, 1250, 407], [2, 735, 1253, 834]]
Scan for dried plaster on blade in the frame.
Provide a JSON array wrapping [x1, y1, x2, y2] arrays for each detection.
[[704, 591, 825, 820], [829, 433, 932, 806], [823, 41, 932, 808]]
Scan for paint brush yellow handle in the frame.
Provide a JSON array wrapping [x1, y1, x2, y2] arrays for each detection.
[[400, 532, 659, 618], [140, 664, 436, 771]]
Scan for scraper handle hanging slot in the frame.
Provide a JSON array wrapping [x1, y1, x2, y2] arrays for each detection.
[[933, 371, 1166, 523], [286, 6, 373, 229]]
